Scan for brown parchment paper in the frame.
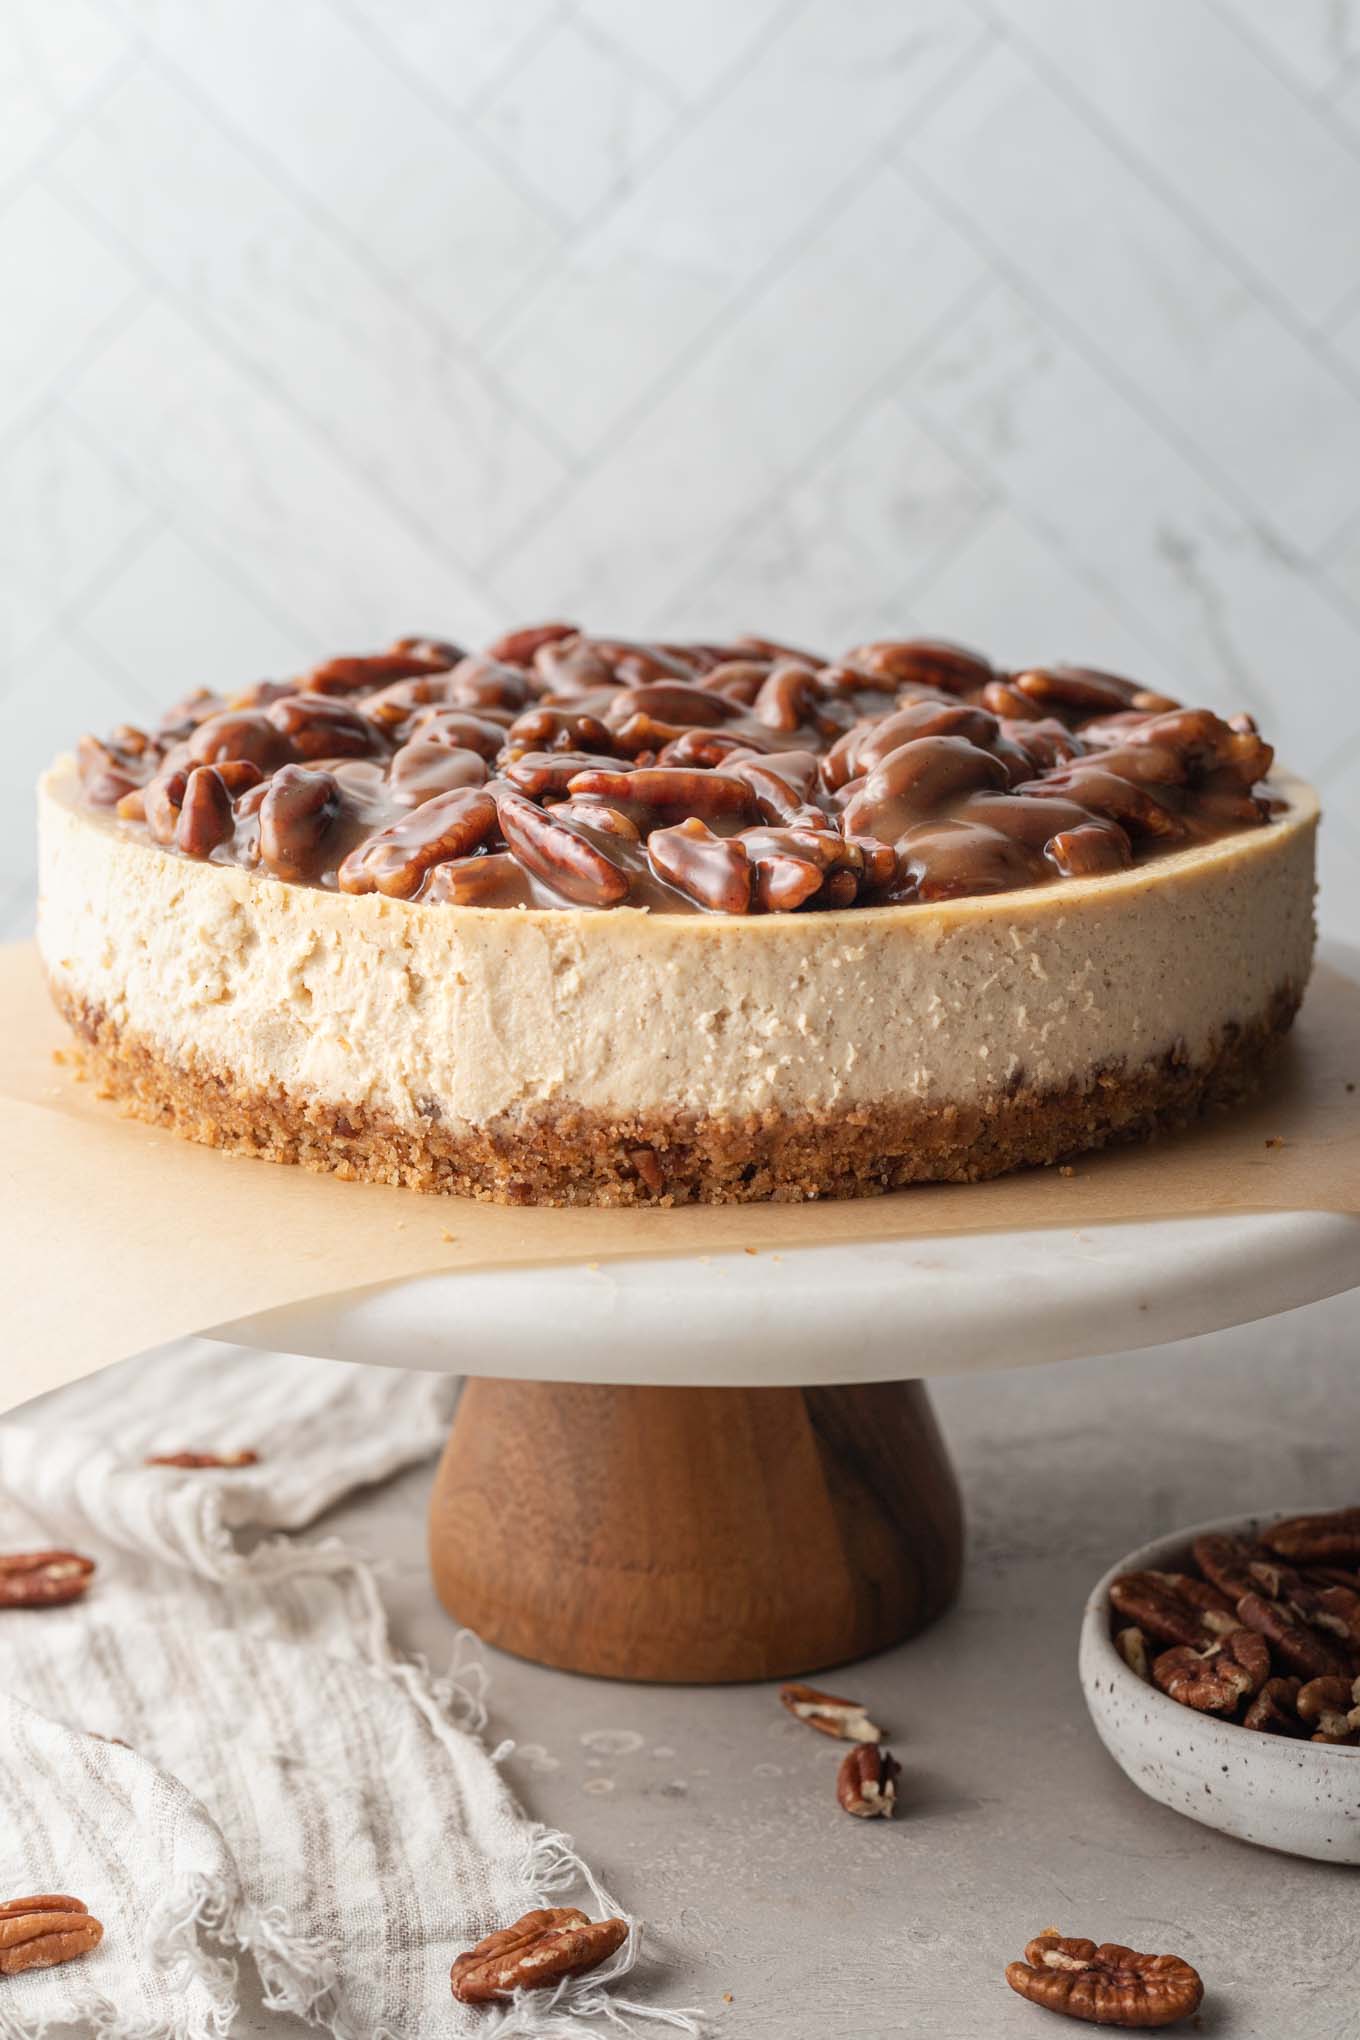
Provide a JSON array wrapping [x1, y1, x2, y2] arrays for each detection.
[[3, 939, 1357, 1410]]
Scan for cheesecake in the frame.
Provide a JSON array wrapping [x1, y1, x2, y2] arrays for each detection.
[[38, 630, 1317, 1205]]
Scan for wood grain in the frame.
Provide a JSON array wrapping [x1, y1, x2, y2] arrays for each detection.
[[428, 1378, 964, 1682]]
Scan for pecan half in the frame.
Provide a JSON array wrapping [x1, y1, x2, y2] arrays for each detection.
[[648, 818, 752, 914], [1262, 1507, 1360, 1566], [1152, 1629, 1269, 1714], [1246, 1558, 1360, 1652], [175, 765, 235, 858], [844, 639, 994, 695], [494, 787, 630, 907], [1108, 1571, 1237, 1649], [1005, 1931, 1203, 2028], [1243, 1676, 1305, 1737], [836, 1742, 900, 1818], [779, 1683, 883, 1743], [144, 1450, 259, 1469], [450, 1908, 627, 2004], [0, 1552, 96, 1609], [338, 788, 498, 898], [1191, 1532, 1265, 1605], [486, 621, 578, 668], [1296, 1673, 1360, 1743], [0, 1897, 103, 1976], [258, 765, 341, 881], [1234, 1590, 1347, 1681], [265, 694, 384, 760], [187, 710, 293, 773]]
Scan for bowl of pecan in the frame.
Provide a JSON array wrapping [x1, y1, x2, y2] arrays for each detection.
[[1079, 1506, 1360, 1864]]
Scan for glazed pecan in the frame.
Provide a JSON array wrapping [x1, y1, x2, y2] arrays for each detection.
[[648, 818, 751, 913], [1108, 1571, 1237, 1650], [338, 788, 498, 899], [175, 766, 235, 858], [840, 735, 1010, 844], [495, 787, 631, 907], [1234, 1589, 1347, 1681], [503, 750, 630, 801], [1262, 1507, 1360, 1566], [388, 741, 488, 806], [487, 621, 577, 668], [1243, 1675, 1305, 1736], [422, 852, 535, 907], [844, 639, 994, 694], [1151, 1629, 1269, 1714], [265, 694, 384, 760], [568, 765, 759, 832], [779, 1682, 883, 1743], [258, 766, 341, 880], [305, 639, 459, 694], [187, 710, 293, 773], [145, 1450, 259, 1469], [78, 726, 158, 806], [1005, 1931, 1203, 2029], [0, 1552, 95, 1609], [836, 1742, 900, 1818], [450, 1908, 627, 2004], [0, 1897, 103, 1977]]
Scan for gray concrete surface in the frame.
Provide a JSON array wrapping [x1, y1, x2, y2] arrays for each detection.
[[240, 1284, 1359, 2038]]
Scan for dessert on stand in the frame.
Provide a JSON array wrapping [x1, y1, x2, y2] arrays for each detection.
[[34, 626, 1356, 1685]]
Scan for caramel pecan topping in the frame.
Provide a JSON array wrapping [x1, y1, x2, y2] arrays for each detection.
[[1005, 1930, 1203, 2028], [0, 1897, 104, 1976], [77, 629, 1285, 913], [0, 1551, 96, 1609], [450, 1908, 627, 2004]]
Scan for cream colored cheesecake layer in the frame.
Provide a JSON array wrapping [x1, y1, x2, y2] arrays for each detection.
[[37, 764, 1318, 1127]]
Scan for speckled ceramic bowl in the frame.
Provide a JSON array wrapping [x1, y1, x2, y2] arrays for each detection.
[[1079, 1510, 1360, 1864]]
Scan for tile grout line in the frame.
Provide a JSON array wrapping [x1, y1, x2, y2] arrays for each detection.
[[477, 23, 1000, 582], [967, 0, 1360, 549], [885, 147, 1360, 668]]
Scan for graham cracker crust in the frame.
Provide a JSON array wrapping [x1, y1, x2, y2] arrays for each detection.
[[49, 980, 1302, 1208]]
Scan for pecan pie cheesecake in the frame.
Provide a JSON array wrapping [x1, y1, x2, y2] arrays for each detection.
[[38, 628, 1316, 1205]]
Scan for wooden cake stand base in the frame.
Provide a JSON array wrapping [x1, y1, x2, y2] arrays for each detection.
[[427, 1376, 964, 1683]]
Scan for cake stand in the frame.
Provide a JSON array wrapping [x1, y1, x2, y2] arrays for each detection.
[[213, 1206, 1360, 1685]]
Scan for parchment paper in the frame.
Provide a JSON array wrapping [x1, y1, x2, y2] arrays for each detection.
[[3, 939, 1357, 1409]]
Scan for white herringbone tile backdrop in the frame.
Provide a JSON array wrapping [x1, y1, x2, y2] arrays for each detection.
[[4, 0, 1360, 939]]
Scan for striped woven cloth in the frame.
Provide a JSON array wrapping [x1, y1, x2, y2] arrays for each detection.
[[0, 1341, 693, 2040]]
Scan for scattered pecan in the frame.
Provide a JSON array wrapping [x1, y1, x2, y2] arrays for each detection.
[[0, 1897, 103, 1976], [1261, 1507, 1360, 1566], [836, 1742, 900, 1818], [1151, 1630, 1269, 1714], [258, 766, 341, 881], [338, 788, 498, 899], [1108, 1572, 1237, 1650], [0, 1552, 96, 1609], [779, 1683, 883, 1743], [144, 1450, 259, 1469], [1005, 1930, 1203, 2029], [450, 1908, 627, 2004]]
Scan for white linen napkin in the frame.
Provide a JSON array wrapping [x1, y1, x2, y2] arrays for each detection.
[[0, 1341, 697, 2040]]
